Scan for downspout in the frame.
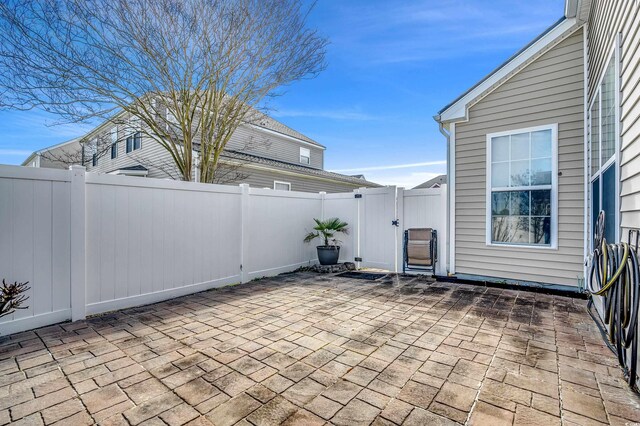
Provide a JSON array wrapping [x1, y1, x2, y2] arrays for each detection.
[[435, 116, 452, 275]]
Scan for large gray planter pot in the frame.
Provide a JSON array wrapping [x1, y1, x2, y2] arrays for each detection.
[[317, 246, 340, 265]]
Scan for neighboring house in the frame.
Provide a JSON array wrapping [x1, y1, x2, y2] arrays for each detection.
[[435, 0, 639, 290], [413, 174, 447, 189], [25, 112, 380, 193], [22, 138, 82, 169]]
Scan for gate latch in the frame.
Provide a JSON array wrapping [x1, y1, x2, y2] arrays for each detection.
[[392, 219, 400, 227]]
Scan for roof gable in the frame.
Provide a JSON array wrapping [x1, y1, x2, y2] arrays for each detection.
[[435, 17, 580, 124]]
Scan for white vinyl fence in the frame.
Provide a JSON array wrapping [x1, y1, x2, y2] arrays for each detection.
[[0, 164, 446, 335]]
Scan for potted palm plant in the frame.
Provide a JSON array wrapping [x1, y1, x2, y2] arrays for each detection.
[[304, 218, 349, 265]]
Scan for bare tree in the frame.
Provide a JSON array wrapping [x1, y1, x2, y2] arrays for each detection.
[[0, 0, 327, 182]]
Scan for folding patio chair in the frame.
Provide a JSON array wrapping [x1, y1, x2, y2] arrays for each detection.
[[403, 228, 437, 274]]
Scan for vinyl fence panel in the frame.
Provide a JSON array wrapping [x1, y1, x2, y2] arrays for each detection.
[[0, 164, 447, 336], [0, 166, 72, 335], [401, 185, 448, 275], [245, 188, 320, 279], [84, 174, 243, 315]]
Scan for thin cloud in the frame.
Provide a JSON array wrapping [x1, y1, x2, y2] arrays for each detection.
[[0, 149, 32, 156], [328, 0, 558, 65], [332, 160, 446, 173]]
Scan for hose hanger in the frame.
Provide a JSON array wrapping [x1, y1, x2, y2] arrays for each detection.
[[586, 211, 639, 393]]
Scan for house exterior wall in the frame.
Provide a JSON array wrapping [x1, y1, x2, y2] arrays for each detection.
[[85, 120, 324, 178], [231, 165, 367, 193], [226, 125, 324, 169], [86, 129, 176, 179], [453, 27, 585, 286], [83, 121, 364, 193], [24, 140, 83, 170], [587, 0, 640, 236]]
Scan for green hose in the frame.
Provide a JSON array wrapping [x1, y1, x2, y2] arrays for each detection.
[[586, 211, 639, 392]]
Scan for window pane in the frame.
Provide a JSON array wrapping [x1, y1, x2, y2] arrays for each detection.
[[510, 160, 530, 186], [531, 158, 552, 185], [591, 177, 600, 248], [602, 165, 616, 242], [489, 127, 555, 247], [531, 217, 551, 245], [492, 162, 509, 187], [531, 190, 551, 216], [601, 59, 616, 165], [492, 136, 509, 162], [492, 216, 516, 243], [531, 130, 552, 158], [510, 133, 529, 161], [509, 191, 530, 216], [492, 192, 510, 215], [510, 217, 530, 244], [590, 94, 600, 174]]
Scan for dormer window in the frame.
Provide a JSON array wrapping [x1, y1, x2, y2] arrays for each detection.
[[300, 147, 310, 165]]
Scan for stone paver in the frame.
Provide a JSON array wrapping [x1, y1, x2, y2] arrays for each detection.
[[1, 272, 639, 425]]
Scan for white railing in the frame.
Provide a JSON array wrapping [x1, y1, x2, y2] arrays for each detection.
[[0, 164, 447, 335]]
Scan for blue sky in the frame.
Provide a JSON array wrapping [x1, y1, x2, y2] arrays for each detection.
[[0, 0, 564, 188]]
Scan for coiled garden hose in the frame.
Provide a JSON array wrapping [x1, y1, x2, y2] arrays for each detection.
[[586, 211, 639, 392]]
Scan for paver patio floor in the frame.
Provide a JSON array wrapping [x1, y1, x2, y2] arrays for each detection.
[[1, 272, 639, 425]]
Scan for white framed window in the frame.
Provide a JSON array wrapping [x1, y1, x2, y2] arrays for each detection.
[[486, 124, 558, 248], [300, 147, 310, 165], [274, 181, 291, 191], [86, 138, 98, 167], [110, 127, 118, 159], [588, 38, 620, 248]]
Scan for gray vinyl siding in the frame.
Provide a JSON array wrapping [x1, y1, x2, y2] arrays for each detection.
[[27, 140, 83, 170], [232, 166, 367, 193], [85, 123, 363, 193], [587, 0, 640, 235], [226, 125, 324, 169], [85, 122, 324, 179], [86, 129, 177, 180], [454, 27, 585, 287]]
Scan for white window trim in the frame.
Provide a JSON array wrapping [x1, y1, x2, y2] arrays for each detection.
[[485, 123, 559, 249], [273, 180, 291, 191], [299, 147, 311, 165], [587, 36, 621, 249]]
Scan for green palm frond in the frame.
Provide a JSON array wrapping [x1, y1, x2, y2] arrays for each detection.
[[304, 217, 349, 246]]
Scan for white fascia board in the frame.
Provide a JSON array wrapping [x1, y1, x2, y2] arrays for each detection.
[[246, 123, 326, 150], [439, 17, 578, 123], [21, 152, 37, 166]]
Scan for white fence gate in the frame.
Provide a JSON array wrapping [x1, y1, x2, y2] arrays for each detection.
[[323, 185, 448, 275], [0, 164, 447, 335], [358, 186, 399, 271]]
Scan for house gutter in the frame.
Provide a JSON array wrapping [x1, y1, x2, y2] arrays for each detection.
[[435, 116, 453, 275]]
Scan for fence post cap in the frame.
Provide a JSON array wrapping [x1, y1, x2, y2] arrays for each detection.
[[70, 165, 86, 171]]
